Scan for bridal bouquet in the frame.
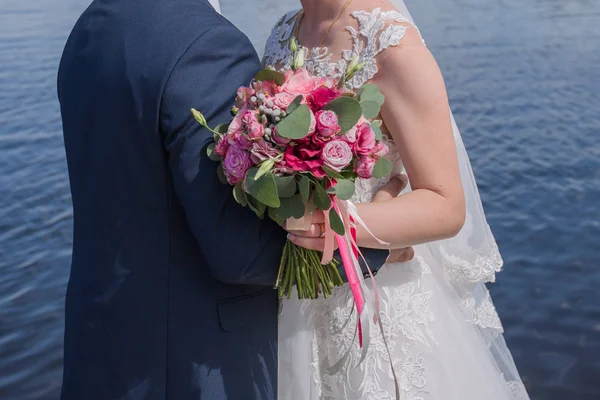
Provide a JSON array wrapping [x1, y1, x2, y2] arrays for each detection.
[[192, 39, 392, 300]]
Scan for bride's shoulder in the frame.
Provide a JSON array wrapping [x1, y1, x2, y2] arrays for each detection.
[[350, 6, 424, 50]]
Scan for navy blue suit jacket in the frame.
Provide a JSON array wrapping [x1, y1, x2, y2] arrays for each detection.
[[58, 1, 286, 399], [58, 1, 390, 398]]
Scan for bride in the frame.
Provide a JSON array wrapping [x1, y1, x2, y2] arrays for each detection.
[[255, 0, 531, 399]]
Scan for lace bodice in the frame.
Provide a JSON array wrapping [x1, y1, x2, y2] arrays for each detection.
[[263, 8, 418, 91], [263, 8, 415, 203]]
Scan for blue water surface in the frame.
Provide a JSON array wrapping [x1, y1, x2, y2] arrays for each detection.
[[0, 0, 598, 398]]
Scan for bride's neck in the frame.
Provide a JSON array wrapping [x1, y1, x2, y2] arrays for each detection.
[[300, 0, 351, 30]]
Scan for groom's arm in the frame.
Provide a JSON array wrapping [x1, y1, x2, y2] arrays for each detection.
[[160, 24, 286, 286]]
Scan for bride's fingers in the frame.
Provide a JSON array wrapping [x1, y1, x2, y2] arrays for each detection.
[[286, 223, 323, 238], [287, 234, 325, 251], [372, 174, 408, 203], [387, 247, 415, 263]]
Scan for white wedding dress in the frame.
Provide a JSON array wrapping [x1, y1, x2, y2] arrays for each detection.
[[259, 6, 532, 400]]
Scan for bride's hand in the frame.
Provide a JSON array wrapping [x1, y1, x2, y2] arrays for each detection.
[[286, 175, 415, 263]]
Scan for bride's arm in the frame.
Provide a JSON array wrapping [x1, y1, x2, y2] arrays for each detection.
[[353, 29, 466, 249]]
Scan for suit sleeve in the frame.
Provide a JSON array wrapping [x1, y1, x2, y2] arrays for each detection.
[[160, 24, 286, 286]]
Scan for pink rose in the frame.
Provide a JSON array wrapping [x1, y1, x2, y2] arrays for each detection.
[[373, 142, 389, 157], [215, 137, 229, 157], [321, 140, 353, 172], [354, 122, 376, 155], [308, 108, 316, 134], [273, 91, 298, 110], [227, 113, 244, 135], [252, 80, 277, 97], [315, 110, 341, 137], [308, 86, 340, 111], [272, 126, 291, 145], [223, 145, 252, 185], [228, 131, 252, 150], [283, 141, 326, 178], [281, 67, 318, 96], [342, 126, 357, 143], [241, 110, 264, 140], [250, 140, 281, 164], [317, 77, 337, 88], [355, 156, 376, 179], [236, 86, 255, 108]]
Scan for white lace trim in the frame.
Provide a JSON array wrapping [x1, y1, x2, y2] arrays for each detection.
[[263, 8, 416, 90], [441, 242, 504, 285]]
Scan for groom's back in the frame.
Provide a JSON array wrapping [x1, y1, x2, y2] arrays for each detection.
[[58, 1, 281, 399]]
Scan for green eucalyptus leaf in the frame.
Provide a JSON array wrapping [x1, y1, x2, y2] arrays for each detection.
[[245, 169, 281, 208], [372, 119, 383, 127], [370, 122, 383, 141], [329, 208, 346, 235], [286, 95, 304, 114], [372, 157, 393, 179], [299, 175, 311, 203], [326, 179, 355, 201], [255, 69, 286, 85], [206, 142, 221, 161], [322, 166, 345, 180], [216, 164, 227, 185], [360, 100, 381, 119], [233, 183, 248, 207], [313, 183, 332, 210], [276, 104, 311, 139], [359, 83, 381, 97], [247, 196, 267, 219], [276, 195, 305, 220], [254, 158, 276, 180], [215, 123, 229, 134], [268, 207, 285, 226], [275, 175, 297, 198], [323, 97, 362, 133]]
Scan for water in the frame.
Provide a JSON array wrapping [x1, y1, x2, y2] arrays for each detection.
[[0, 0, 598, 398]]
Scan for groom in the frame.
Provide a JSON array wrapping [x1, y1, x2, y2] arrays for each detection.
[[58, 1, 412, 399]]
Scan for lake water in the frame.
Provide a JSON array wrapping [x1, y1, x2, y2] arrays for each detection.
[[1, 0, 599, 399]]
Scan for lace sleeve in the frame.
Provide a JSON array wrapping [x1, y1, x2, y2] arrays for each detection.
[[342, 8, 422, 89], [261, 10, 299, 68]]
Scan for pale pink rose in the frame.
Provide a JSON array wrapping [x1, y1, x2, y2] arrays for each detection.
[[308, 108, 316, 134], [236, 86, 255, 107], [342, 126, 357, 143], [354, 122, 376, 155], [355, 156, 376, 179], [252, 80, 277, 97], [281, 68, 318, 95], [227, 113, 244, 135], [272, 126, 291, 145], [241, 110, 264, 140], [317, 77, 337, 88], [321, 140, 353, 172], [250, 140, 281, 164], [273, 92, 298, 110], [316, 110, 341, 137], [373, 142, 389, 157], [223, 145, 252, 185]]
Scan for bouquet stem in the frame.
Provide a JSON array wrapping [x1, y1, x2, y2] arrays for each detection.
[[275, 240, 344, 299]]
